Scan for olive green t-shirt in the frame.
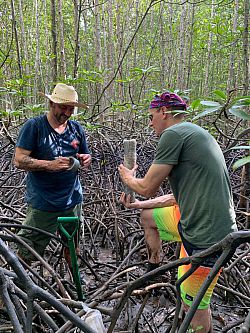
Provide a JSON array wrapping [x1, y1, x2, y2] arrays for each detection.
[[153, 122, 237, 248]]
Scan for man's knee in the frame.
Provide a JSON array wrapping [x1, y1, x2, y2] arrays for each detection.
[[140, 209, 155, 229]]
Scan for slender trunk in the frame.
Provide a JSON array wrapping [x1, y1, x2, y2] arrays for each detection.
[[186, 4, 195, 89], [242, 0, 249, 95], [94, 0, 102, 71], [240, 0, 249, 228], [160, 2, 166, 91], [10, 0, 23, 80], [94, 0, 103, 118], [18, 0, 29, 78], [226, 0, 239, 92], [133, 0, 139, 68], [176, 3, 187, 90], [50, 0, 58, 82], [116, 0, 124, 102], [44, 0, 50, 93], [107, 0, 115, 99], [58, 0, 67, 80], [167, 4, 174, 88], [204, 2, 215, 95], [34, 0, 40, 104], [102, 3, 107, 71], [73, 0, 81, 79]]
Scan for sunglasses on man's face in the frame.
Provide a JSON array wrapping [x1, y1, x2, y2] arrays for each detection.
[[149, 114, 154, 121], [148, 107, 162, 121]]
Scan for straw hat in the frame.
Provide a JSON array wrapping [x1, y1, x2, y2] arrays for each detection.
[[41, 83, 89, 109]]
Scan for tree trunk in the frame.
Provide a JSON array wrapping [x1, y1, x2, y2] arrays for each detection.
[[17, 0, 29, 80], [167, 4, 174, 88], [107, 0, 115, 100], [240, 0, 249, 228], [94, 0, 103, 119], [160, 2, 167, 91], [58, 0, 67, 80], [133, 0, 139, 68], [73, 0, 81, 79], [43, 0, 50, 93], [10, 0, 23, 80], [116, 0, 124, 102], [176, 3, 187, 91], [204, 1, 215, 95], [226, 0, 239, 92], [50, 0, 58, 82], [34, 0, 41, 105], [186, 4, 195, 89], [242, 0, 249, 95]]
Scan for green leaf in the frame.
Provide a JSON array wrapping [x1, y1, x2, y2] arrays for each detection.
[[232, 97, 250, 106], [213, 90, 227, 100], [10, 110, 23, 116], [115, 78, 130, 83], [190, 99, 200, 110], [0, 110, 8, 116], [229, 146, 250, 150], [200, 100, 221, 107], [233, 156, 250, 170], [84, 122, 102, 130], [231, 96, 250, 103], [192, 107, 221, 120], [229, 108, 250, 120], [0, 87, 8, 93]]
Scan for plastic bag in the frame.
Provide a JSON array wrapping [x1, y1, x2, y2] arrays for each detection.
[[75, 303, 106, 333]]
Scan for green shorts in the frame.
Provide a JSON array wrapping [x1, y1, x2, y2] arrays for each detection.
[[17, 204, 82, 261], [153, 205, 221, 309]]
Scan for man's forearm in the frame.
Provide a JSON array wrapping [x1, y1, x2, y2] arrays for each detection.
[[130, 194, 177, 209], [15, 155, 50, 171], [123, 176, 160, 198], [140, 194, 177, 208], [119, 163, 172, 198]]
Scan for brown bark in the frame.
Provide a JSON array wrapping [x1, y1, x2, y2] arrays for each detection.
[[73, 0, 81, 79], [10, 0, 23, 80], [58, 0, 67, 80], [50, 0, 58, 82], [226, 0, 239, 92]]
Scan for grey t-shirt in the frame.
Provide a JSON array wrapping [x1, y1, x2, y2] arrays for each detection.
[[153, 122, 237, 247]]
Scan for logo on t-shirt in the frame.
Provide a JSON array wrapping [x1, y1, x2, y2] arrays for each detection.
[[185, 294, 194, 301], [71, 139, 79, 149]]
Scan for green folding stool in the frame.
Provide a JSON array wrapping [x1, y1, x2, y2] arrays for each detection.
[[57, 216, 85, 301]]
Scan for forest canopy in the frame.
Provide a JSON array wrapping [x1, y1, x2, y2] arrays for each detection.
[[0, 0, 249, 118]]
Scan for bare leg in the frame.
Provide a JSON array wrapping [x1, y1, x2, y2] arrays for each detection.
[[140, 209, 162, 264], [183, 303, 212, 332]]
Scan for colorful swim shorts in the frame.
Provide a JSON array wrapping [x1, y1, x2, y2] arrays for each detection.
[[153, 205, 221, 309]]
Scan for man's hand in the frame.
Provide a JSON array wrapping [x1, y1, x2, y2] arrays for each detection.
[[77, 153, 91, 168], [119, 192, 141, 209], [118, 163, 137, 183], [49, 157, 72, 171]]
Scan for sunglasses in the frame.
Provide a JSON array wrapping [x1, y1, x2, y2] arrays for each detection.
[[148, 107, 162, 121]]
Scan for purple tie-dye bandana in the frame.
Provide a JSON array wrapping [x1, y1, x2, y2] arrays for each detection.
[[149, 92, 187, 110]]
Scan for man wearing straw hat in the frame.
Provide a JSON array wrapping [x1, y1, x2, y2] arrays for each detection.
[[119, 92, 237, 332], [14, 83, 91, 269]]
